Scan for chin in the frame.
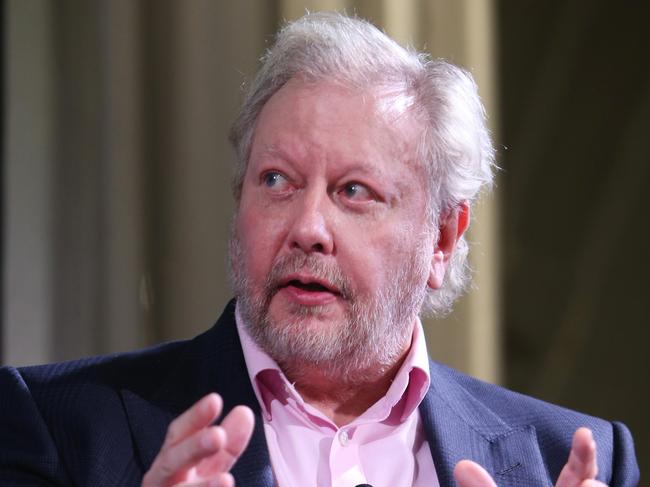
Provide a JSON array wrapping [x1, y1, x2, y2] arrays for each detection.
[[256, 308, 348, 360], [270, 294, 344, 321]]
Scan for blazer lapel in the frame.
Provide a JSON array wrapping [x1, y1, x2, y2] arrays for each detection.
[[420, 362, 551, 487], [121, 301, 274, 486], [121, 389, 175, 471]]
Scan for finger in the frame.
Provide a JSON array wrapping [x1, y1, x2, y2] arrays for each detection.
[[579, 481, 607, 487], [175, 472, 235, 487], [144, 426, 226, 486], [221, 406, 255, 461], [454, 459, 498, 487], [164, 394, 223, 447], [556, 428, 598, 487], [196, 405, 255, 476]]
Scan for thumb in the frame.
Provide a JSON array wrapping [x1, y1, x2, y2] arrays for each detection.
[[454, 460, 499, 487]]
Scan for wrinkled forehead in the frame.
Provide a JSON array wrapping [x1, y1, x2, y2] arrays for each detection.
[[257, 77, 426, 168], [298, 76, 424, 152], [299, 74, 423, 125]]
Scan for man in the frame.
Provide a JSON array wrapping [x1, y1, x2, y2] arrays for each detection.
[[0, 12, 639, 487]]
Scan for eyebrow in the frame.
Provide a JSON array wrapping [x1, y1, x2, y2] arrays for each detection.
[[256, 144, 295, 163]]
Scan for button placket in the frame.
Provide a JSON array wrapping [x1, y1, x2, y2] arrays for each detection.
[[329, 429, 365, 487]]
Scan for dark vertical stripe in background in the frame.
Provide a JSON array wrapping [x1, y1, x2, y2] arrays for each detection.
[[0, 0, 5, 364], [499, 0, 650, 475]]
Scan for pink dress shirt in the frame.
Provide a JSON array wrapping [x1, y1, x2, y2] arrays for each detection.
[[236, 306, 439, 487]]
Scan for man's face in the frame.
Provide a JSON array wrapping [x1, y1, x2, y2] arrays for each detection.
[[231, 79, 435, 381]]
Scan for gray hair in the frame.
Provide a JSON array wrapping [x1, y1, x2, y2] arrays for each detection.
[[229, 12, 495, 316]]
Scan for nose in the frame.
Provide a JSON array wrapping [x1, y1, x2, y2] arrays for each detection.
[[287, 189, 334, 254]]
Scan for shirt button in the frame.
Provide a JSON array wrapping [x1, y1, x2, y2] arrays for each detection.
[[339, 430, 349, 446]]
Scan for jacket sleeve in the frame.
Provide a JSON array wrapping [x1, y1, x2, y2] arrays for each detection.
[[609, 420, 640, 487], [0, 366, 72, 486]]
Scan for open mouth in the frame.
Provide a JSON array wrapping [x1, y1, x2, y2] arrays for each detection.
[[286, 280, 333, 293], [276, 274, 342, 306], [278, 275, 340, 295]]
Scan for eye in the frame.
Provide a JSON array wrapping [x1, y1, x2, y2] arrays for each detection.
[[340, 182, 374, 202], [262, 171, 289, 191]]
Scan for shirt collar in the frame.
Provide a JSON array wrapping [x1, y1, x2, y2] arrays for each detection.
[[235, 302, 431, 423]]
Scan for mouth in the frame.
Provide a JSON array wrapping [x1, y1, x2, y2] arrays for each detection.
[[276, 274, 342, 306], [280, 276, 339, 295]]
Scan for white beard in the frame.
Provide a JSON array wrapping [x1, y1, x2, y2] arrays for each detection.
[[229, 232, 431, 385]]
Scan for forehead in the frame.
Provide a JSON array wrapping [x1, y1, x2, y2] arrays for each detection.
[[250, 78, 425, 174]]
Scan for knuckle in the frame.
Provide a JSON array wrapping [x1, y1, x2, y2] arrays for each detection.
[[157, 457, 177, 480], [158, 449, 175, 470], [147, 449, 177, 481]]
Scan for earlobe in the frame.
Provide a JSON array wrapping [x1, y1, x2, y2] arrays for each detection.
[[428, 250, 446, 289], [427, 201, 470, 290]]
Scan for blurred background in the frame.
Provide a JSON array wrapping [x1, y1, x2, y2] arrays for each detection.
[[2, 0, 648, 475]]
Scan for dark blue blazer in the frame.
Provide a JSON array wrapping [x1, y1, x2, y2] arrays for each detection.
[[0, 301, 639, 486]]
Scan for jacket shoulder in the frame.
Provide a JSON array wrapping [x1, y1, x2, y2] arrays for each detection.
[[429, 361, 640, 486], [16, 338, 189, 397], [0, 339, 191, 485], [0, 302, 242, 486]]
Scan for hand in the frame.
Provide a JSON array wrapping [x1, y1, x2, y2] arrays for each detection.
[[142, 393, 254, 487], [453, 427, 607, 487]]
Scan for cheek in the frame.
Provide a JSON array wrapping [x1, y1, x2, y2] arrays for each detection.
[[341, 232, 405, 291], [349, 222, 430, 287], [236, 206, 283, 277]]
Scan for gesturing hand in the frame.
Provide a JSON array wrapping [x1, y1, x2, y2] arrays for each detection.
[[454, 428, 607, 487], [142, 393, 255, 487]]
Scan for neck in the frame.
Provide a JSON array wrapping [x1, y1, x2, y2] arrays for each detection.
[[281, 344, 411, 427]]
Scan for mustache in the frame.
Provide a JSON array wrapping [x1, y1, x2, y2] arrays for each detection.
[[264, 252, 354, 300]]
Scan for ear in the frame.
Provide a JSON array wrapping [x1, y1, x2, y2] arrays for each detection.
[[428, 201, 470, 289]]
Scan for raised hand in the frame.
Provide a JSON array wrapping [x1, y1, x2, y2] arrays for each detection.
[[142, 393, 254, 487], [454, 428, 607, 487], [556, 428, 606, 487]]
